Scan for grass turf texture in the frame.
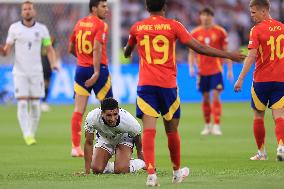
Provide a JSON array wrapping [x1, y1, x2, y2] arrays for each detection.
[[0, 103, 283, 189]]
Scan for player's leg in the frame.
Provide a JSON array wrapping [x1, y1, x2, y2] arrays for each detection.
[[199, 75, 211, 135], [250, 82, 268, 160], [113, 144, 132, 173], [13, 75, 34, 145], [41, 56, 52, 112], [71, 66, 93, 157], [210, 73, 224, 135], [270, 82, 284, 161], [160, 87, 189, 184], [29, 74, 45, 139], [136, 86, 159, 186], [91, 147, 112, 174], [93, 64, 113, 101]]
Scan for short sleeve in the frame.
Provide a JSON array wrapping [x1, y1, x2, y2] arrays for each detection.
[[6, 25, 15, 45], [248, 27, 259, 49], [84, 111, 96, 134], [127, 24, 137, 46], [174, 21, 192, 44]]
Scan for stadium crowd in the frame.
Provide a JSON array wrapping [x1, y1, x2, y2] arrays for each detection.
[[0, 0, 283, 63]]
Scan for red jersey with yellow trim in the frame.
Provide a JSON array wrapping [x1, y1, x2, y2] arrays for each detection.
[[191, 25, 228, 76], [128, 16, 192, 88], [70, 15, 108, 67], [248, 19, 284, 82]]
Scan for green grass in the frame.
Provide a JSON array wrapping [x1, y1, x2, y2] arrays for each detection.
[[0, 103, 283, 189]]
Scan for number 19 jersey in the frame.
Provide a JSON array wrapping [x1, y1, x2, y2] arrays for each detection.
[[70, 15, 108, 67], [128, 15, 192, 88], [248, 19, 284, 82]]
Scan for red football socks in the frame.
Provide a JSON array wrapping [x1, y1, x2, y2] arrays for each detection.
[[253, 118, 265, 150], [212, 101, 221, 125], [202, 102, 211, 124], [275, 118, 284, 145], [166, 131, 181, 171], [142, 128, 156, 174], [71, 112, 83, 147]]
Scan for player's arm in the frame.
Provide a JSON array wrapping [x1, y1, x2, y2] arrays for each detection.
[[222, 45, 234, 81], [84, 131, 94, 174], [68, 41, 77, 57], [186, 38, 245, 62], [234, 49, 257, 92], [46, 44, 59, 71], [124, 44, 135, 58], [188, 49, 196, 77], [133, 134, 143, 160], [85, 39, 102, 88], [0, 43, 13, 56]]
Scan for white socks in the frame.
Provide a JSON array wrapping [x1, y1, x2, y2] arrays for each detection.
[[17, 99, 41, 138], [17, 100, 31, 137], [103, 159, 145, 173], [29, 100, 41, 136]]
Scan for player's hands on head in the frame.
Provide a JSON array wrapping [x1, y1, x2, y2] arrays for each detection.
[[234, 77, 244, 92], [85, 71, 99, 87], [229, 50, 246, 62]]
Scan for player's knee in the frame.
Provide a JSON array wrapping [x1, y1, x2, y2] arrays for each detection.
[[91, 164, 105, 174], [114, 163, 129, 174]]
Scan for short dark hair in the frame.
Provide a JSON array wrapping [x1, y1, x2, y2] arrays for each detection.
[[89, 0, 107, 13], [101, 98, 119, 111], [249, 0, 270, 10], [145, 0, 166, 12], [200, 7, 214, 16]]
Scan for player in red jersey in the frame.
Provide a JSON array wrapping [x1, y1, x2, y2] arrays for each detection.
[[124, 0, 245, 186], [188, 7, 233, 136], [234, 0, 284, 161], [68, 0, 113, 157]]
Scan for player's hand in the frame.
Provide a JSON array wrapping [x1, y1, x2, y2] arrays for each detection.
[[234, 77, 244, 92], [228, 51, 246, 62], [51, 64, 60, 71], [73, 171, 89, 176], [85, 72, 99, 88], [227, 70, 234, 82], [137, 151, 144, 161]]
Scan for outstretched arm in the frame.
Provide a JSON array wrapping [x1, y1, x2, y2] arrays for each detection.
[[185, 38, 245, 62], [84, 132, 94, 174], [234, 49, 257, 92]]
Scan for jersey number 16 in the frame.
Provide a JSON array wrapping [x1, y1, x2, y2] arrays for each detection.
[[76, 30, 93, 54]]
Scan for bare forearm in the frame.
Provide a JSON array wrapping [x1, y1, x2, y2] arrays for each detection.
[[124, 45, 134, 58], [84, 142, 93, 174], [238, 56, 254, 79], [47, 48, 56, 67]]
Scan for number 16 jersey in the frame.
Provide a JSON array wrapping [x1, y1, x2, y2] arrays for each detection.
[[128, 15, 192, 88], [70, 15, 108, 67], [248, 19, 284, 82]]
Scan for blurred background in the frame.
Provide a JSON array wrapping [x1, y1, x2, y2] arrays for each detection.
[[0, 0, 283, 104]]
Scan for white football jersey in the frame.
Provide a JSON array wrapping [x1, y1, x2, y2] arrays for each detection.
[[6, 21, 51, 75], [84, 108, 141, 144]]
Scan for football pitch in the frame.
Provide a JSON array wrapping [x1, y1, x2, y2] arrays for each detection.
[[0, 103, 283, 189]]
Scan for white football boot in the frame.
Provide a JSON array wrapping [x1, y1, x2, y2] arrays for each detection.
[[201, 124, 211, 135], [250, 150, 267, 160], [276, 146, 284, 161], [172, 167, 190, 184], [211, 124, 222, 136], [146, 174, 160, 187]]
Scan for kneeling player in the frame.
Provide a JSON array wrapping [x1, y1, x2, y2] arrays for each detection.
[[83, 98, 145, 174]]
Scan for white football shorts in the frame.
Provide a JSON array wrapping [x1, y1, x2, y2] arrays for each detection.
[[94, 132, 134, 156], [13, 74, 45, 98]]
